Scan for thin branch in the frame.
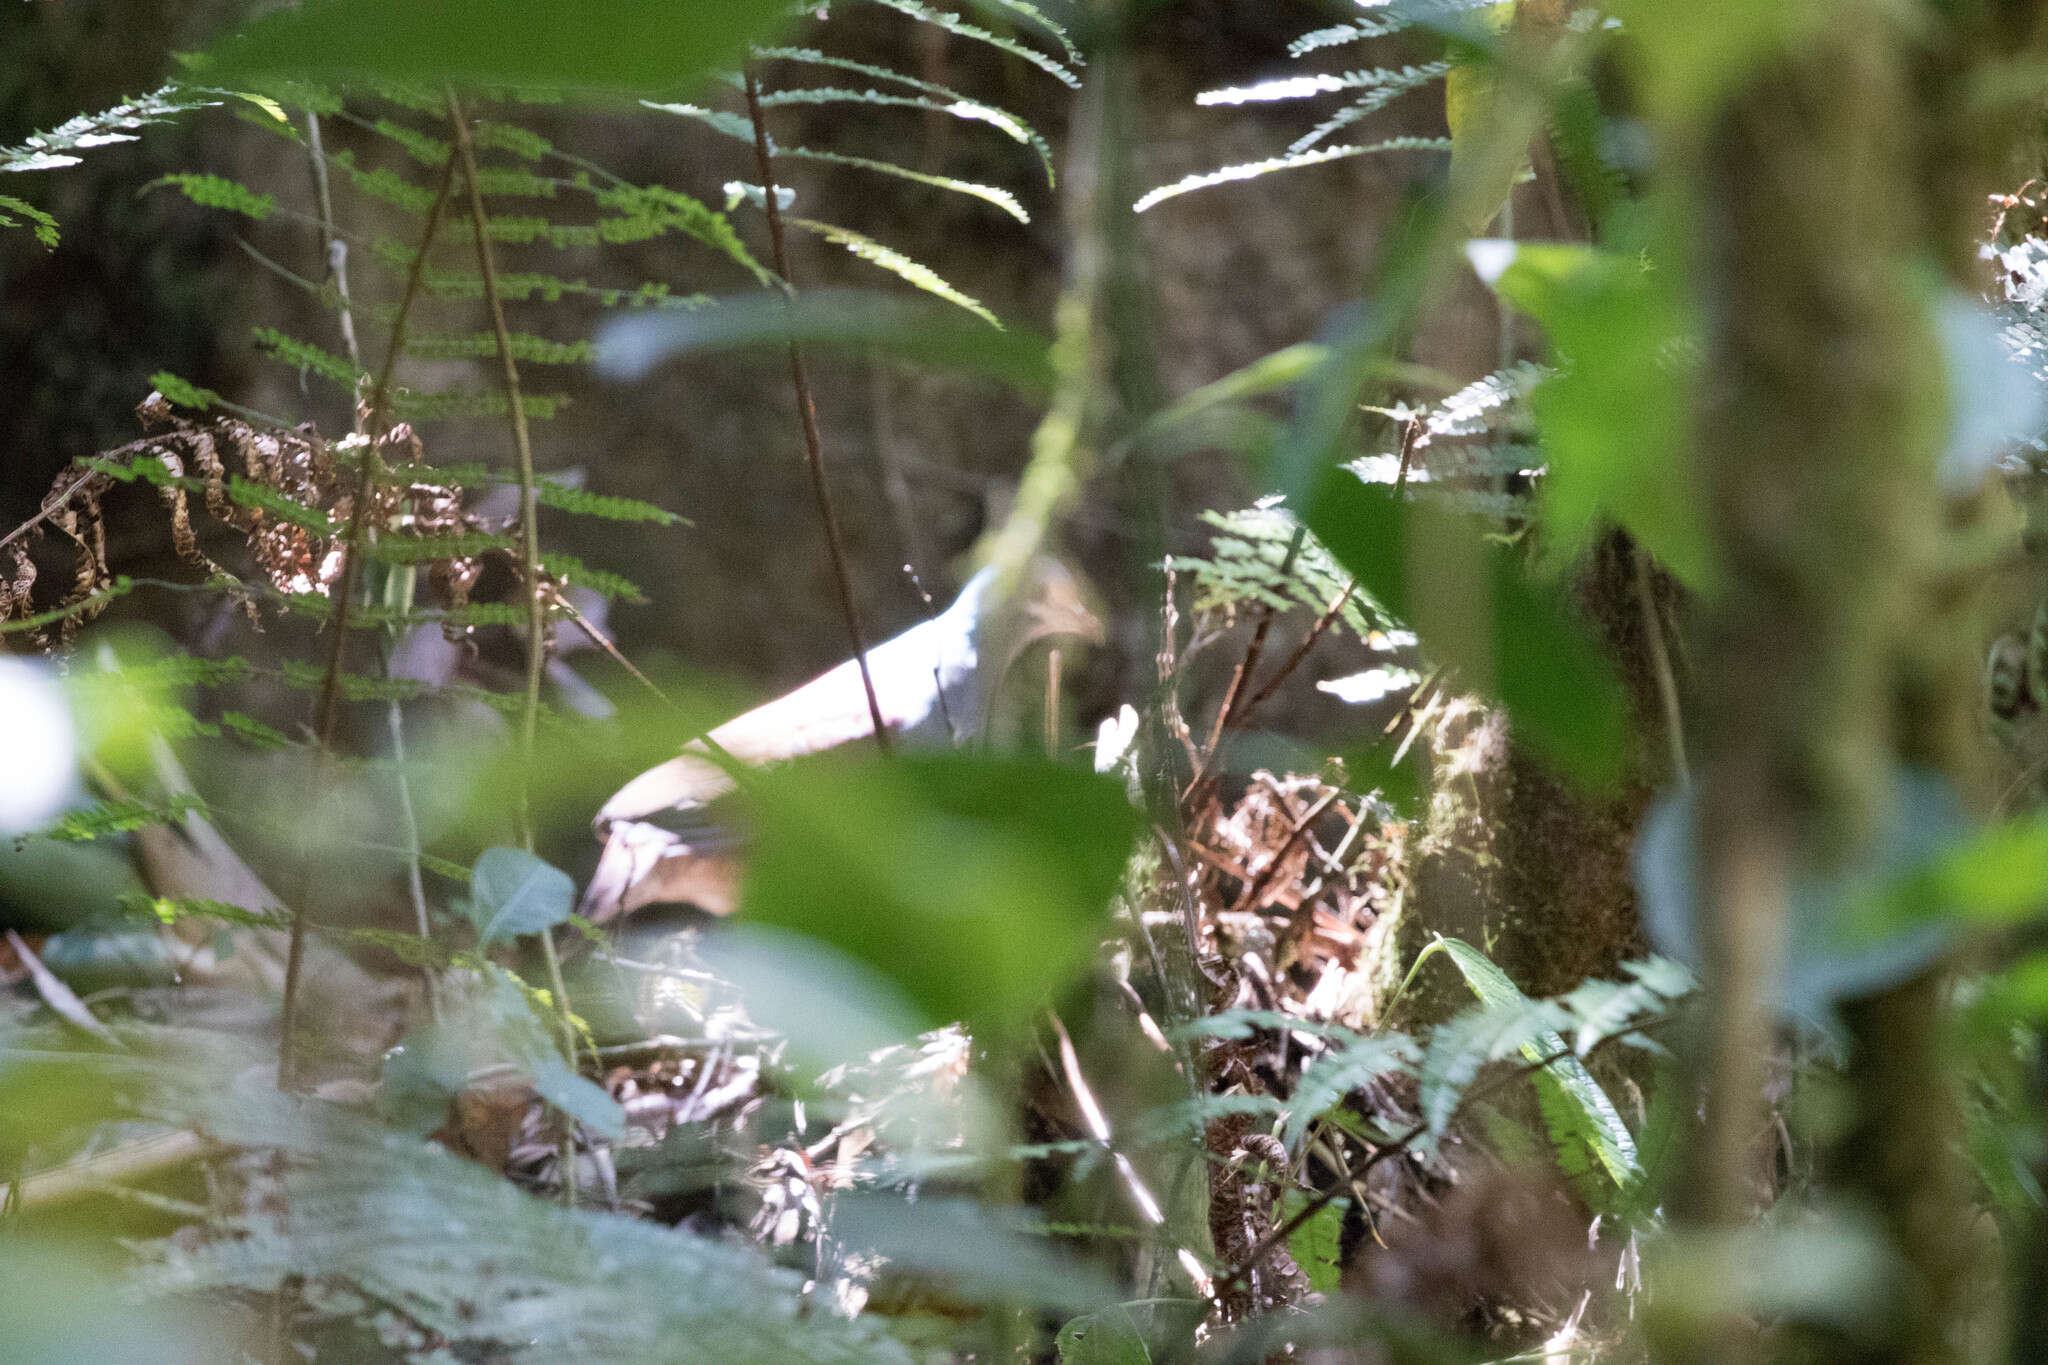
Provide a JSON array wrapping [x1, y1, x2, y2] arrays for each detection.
[[1187, 526, 1306, 797], [307, 109, 440, 1023], [278, 141, 459, 1094], [0, 468, 103, 556], [1634, 543, 1689, 787], [449, 90, 582, 1206], [741, 63, 891, 752], [1236, 418, 1418, 722]]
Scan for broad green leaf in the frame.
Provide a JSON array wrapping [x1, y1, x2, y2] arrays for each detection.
[[1426, 936, 1642, 1204], [1281, 1192, 1348, 1295], [1484, 240, 1713, 588], [466, 846, 575, 945], [594, 289, 1051, 393], [531, 1056, 628, 1140], [736, 752, 1143, 1034], [201, 0, 796, 95], [1058, 1304, 1153, 1365], [1444, 4, 1517, 232], [1303, 466, 1628, 786]]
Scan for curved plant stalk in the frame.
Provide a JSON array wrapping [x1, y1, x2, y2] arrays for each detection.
[[741, 62, 891, 752], [306, 107, 441, 1023], [448, 89, 582, 1207], [279, 141, 459, 1093]]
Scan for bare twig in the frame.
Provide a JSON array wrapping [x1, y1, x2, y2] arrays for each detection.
[[306, 109, 440, 1022], [741, 63, 891, 752], [1235, 418, 1419, 722], [1187, 527, 1307, 800], [1634, 543, 1689, 787], [450, 90, 583, 1205], [279, 146, 459, 1094]]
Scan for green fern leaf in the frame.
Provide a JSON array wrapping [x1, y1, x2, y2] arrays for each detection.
[[865, 0, 1081, 88], [252, 325, 360, 386], [0, 193, 59, 247], [786, 216, 999, 325], [1135, 139, 1450, 213], [1, 85, 214, 173], [148, 371, 224, 411], [146, 172, 277, 221], [227, 475, 341, 536], [751, 46, 1055, 184], [44, 796, 208, 843], [540, 552, 646, 602]]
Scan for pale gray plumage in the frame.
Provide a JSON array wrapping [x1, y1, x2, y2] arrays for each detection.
[[581, 560, 1097, 920]]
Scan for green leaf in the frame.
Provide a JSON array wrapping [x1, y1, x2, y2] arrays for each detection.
[[594, 289, 1049, 393], [1281, 1191, 1348, 1296], [0, 193, 58, 248], [736, 753, 1144, 1035], [1426, 936, 1642, 1205], [1134, 139, 1450, 214], [465, 846, 575, 945], [1303, 466, 1627, 786], [785, 217, 1001, 325], [531, 1055, 628, 1140], [144, 172, 277, 221], [149, 371, 223, 411], [1058, 1304, 1153, 1365], [200, 0, 798, 96], [1483, 240, 1713, 588]]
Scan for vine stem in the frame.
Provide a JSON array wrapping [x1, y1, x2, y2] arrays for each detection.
[[448, 90, 581, 1207], [278, 144, 459, 1093], [741, 62, 891, 752]]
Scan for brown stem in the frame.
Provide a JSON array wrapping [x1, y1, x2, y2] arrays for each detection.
[[278, 147, 459, 1095], [1633, 543, 1689, 787], [448, 90, 582, 1206], [741, 63, 890, 752]]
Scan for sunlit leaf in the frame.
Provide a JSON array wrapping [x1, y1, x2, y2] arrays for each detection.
[[1483, 239, 1713, 588], [1304, 466, 1628, 786]]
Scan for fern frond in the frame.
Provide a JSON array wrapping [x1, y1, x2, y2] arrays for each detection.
[[1134, 139, 1449, 212], [589, 183, 771, 283], [1197, 64, 1450, 108], [1, 85, 213, 173], [540, 552, 646, 602], [403, 329, 595, 366], [119, 893, 290, 932], [1170, 502, 1385, 640], [148, 371, 225, 412], [865, 0, 1082, 88], [1283, 1033, 1420, 1149], [475, 119, 554, 161], [370, 116, 451, 166], [974, 0, 1084, 65], [43, 796, 208, 842], [1288, 67, 1454, 154], [756, 86, 1054, 184], [784, 217, 1000, 324], [251, 325, 360, 386], [532, 483, 686, 525], [145, 172, 278, 221], [326, 149, 444, 214], [0, 193, 59, 247], [227, 475, 342, 537], [780, 144, 1031, 223], [752, 46, 1055, 183], [137, 1083, 912, 1365]]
